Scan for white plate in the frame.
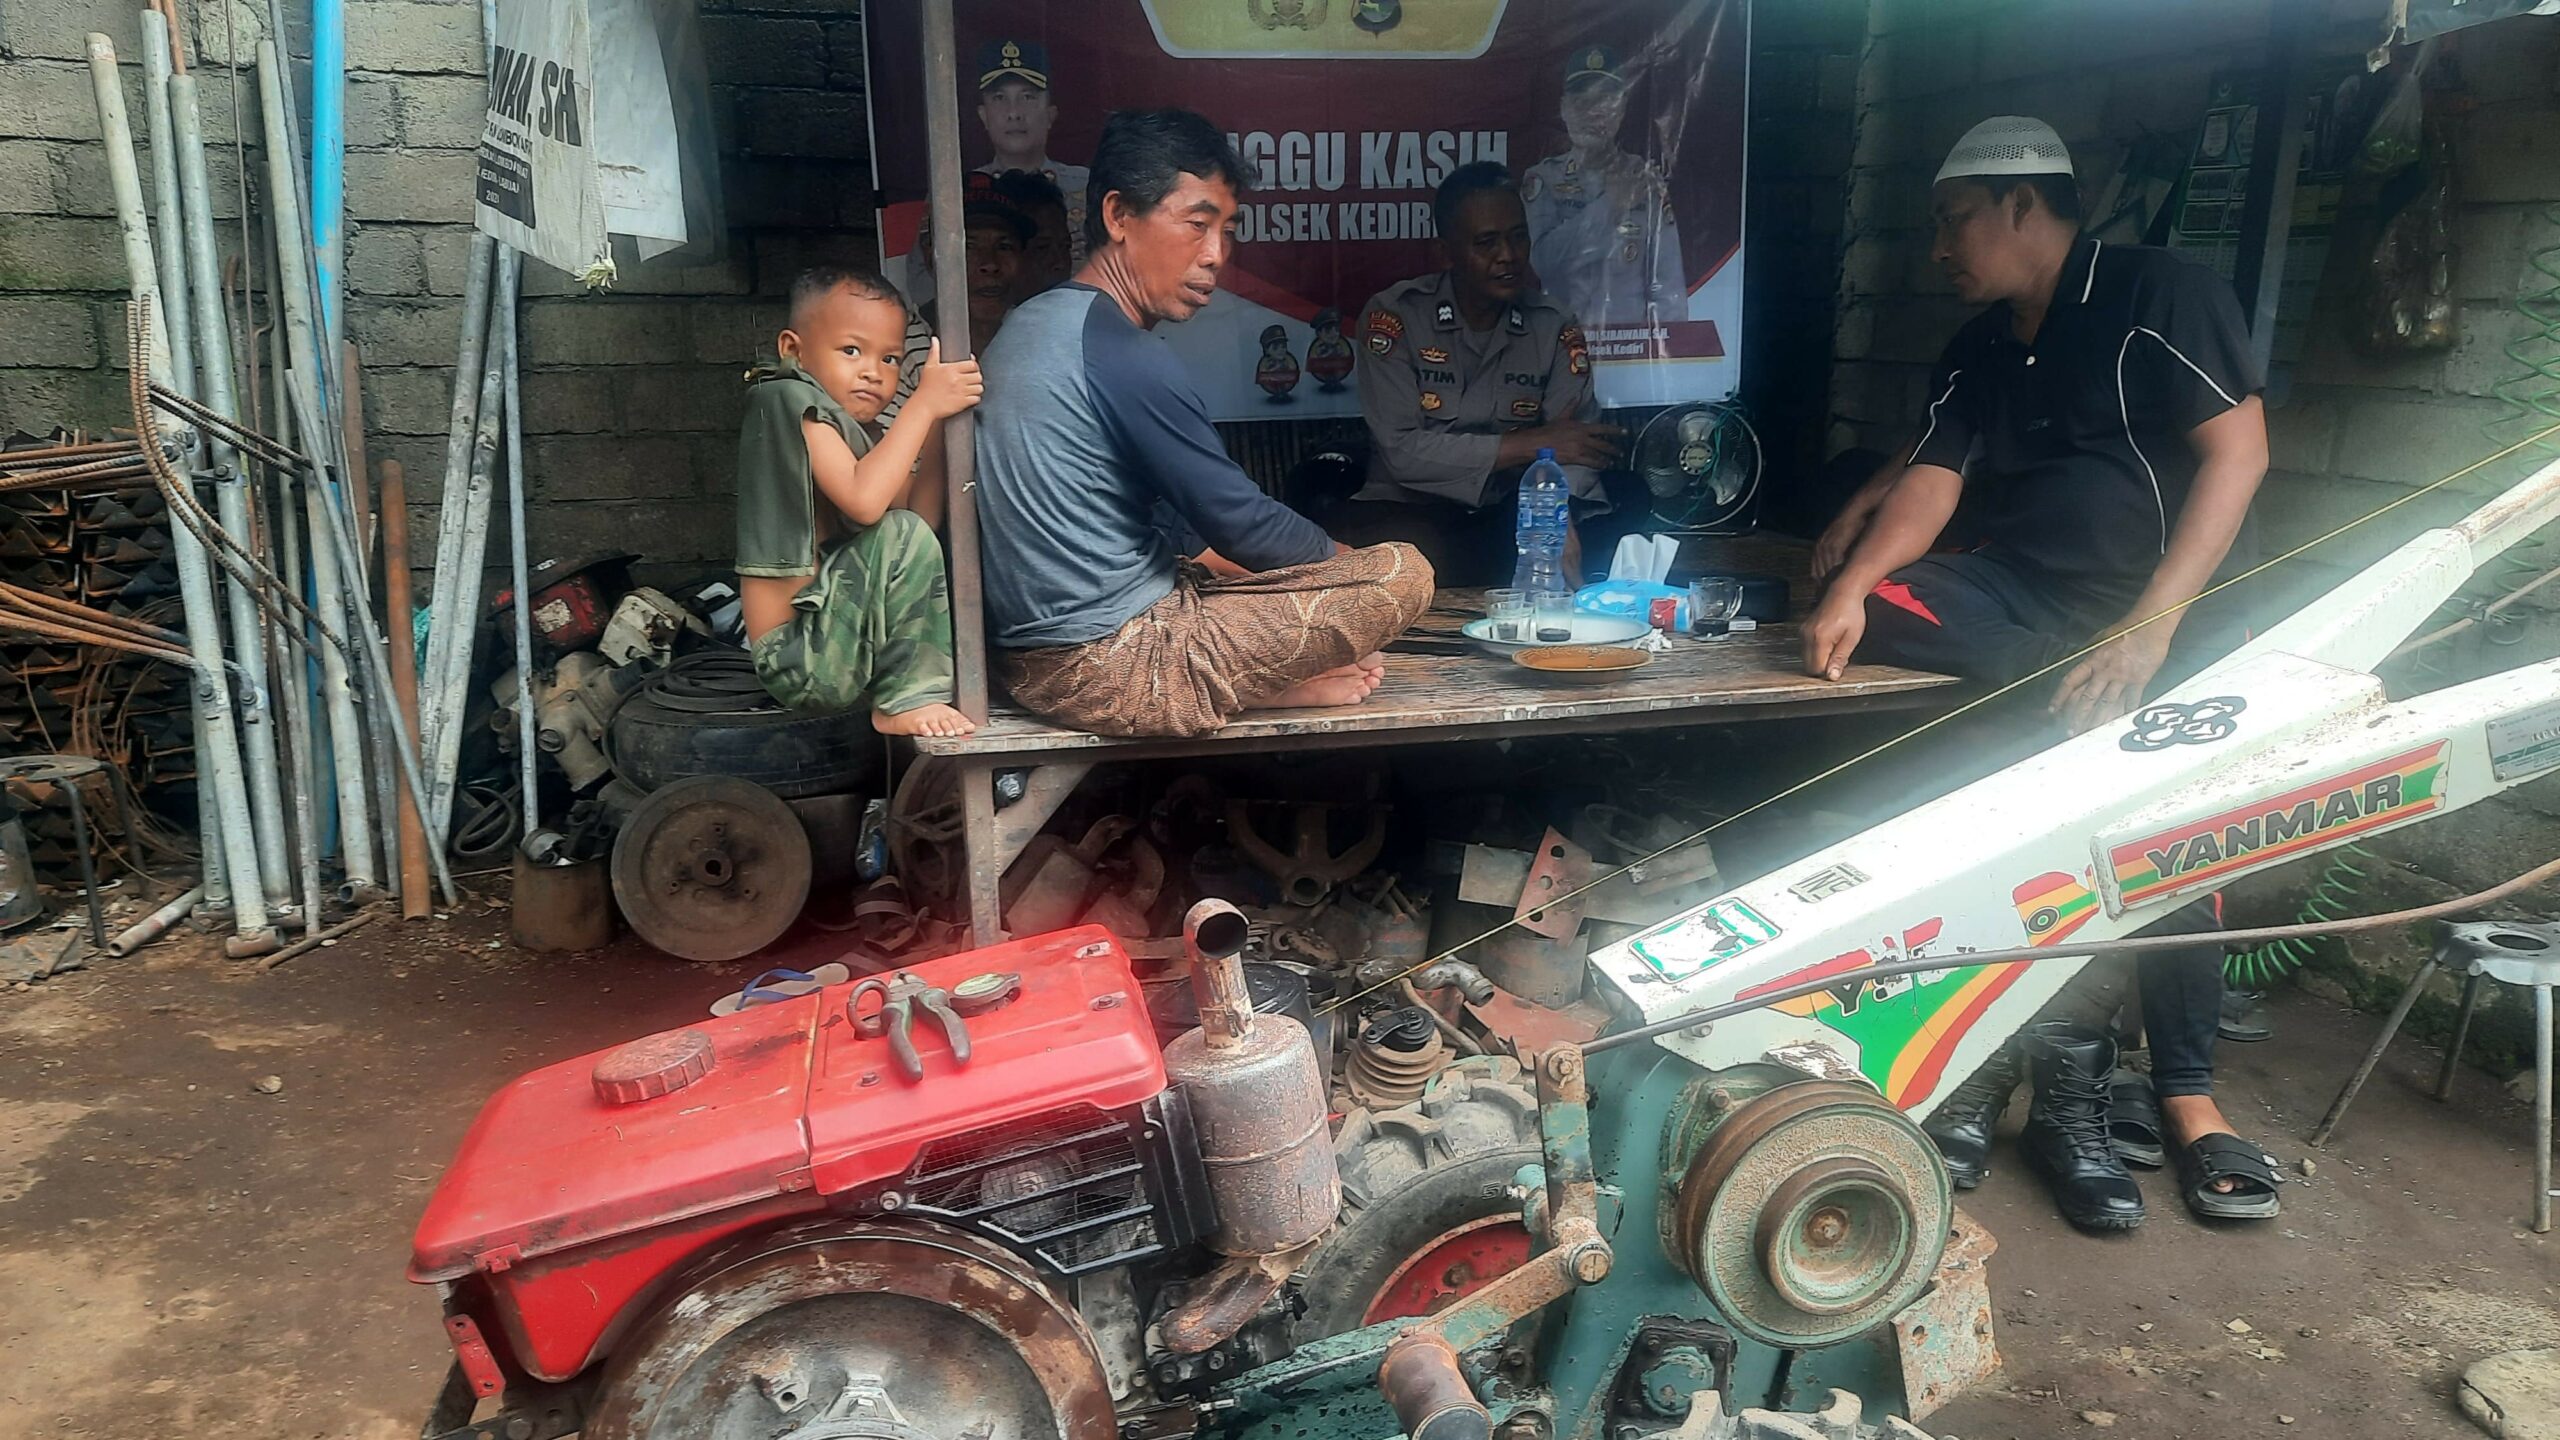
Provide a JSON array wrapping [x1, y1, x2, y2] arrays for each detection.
[[1461, 614, 1651, 653]]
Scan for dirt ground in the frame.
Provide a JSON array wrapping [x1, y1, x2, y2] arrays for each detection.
[[2, 903, 2557, 1440]]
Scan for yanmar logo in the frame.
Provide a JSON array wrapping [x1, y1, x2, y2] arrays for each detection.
[[2109, 742, 2449, 907]]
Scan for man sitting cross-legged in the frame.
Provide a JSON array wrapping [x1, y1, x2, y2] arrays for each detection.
[[972, 108, 1435, 738]]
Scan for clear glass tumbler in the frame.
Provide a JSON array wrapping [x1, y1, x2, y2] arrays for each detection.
[[1485, 588, 1529, 642], [1533, 591, 1576, 643], [1689, 576, 1744, 635]]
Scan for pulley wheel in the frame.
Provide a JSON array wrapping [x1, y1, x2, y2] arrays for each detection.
[[611, 776, 811, 962], [1668, 1079, 1950, 1349], [583, 1218, 1115, 1440]]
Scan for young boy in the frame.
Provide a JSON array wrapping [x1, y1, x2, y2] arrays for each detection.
[[736, 265, 982, 737]]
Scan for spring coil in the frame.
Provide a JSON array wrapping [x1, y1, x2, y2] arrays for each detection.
[[2224, 843, 2374, 986]]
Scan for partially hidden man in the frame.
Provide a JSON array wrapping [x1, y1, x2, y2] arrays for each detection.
[[974, 109, 1435, 739], [735, 265, 983, 739]]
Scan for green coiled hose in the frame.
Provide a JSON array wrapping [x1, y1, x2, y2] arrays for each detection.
[[2225, 843, 2376, 986]]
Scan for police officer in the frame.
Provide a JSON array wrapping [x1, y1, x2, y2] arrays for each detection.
[[1333, 162, 1625, 586], [973, 39, 1090, 264], [1523, 46, 1686, 331]]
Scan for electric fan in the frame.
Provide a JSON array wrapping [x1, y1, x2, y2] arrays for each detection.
[[1628, 402, 1762, 533]]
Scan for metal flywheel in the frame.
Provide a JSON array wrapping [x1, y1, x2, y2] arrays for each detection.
[[610, 775, 811, 962]]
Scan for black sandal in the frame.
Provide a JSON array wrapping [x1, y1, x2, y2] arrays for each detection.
[[2109, 1069, 2166, 1169], [2173, 1132, 2284, 1220]]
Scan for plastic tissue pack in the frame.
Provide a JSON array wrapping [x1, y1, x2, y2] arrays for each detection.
[[1575, 534, 1686, 628]]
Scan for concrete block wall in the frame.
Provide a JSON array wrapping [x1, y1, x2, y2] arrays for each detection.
[[1, 0, 883, 591], [1833, 0, 2560, 1061]]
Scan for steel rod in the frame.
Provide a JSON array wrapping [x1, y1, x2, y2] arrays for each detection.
[[259, 906, 377, 970], [173, 70, 295, 913], [91, 36, 271, 946], [271, 463, 322, 940], [259, 38, 378, 896], [499, 256, 538, 839], [920, 0, 988, 724], [426, 248, 515, 846], [421, 233, 496, 784]]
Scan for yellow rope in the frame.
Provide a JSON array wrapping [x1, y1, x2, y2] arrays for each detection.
[[1315, 420, 2560, 1020]]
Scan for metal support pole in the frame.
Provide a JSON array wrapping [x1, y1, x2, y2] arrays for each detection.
[[272, 479, 323, 938], [88, 32, 273, 949], [920, 0, 988, 725], [2436, 969, 2483, 1102], [2310, 956, 2437, 1147], [2232, 0, 2314, 376], [419, 234, 494, 825], [2537, 983, 2553, 1234], [426, 248, 515, 846], [139, 10, 197, 402], [259, 39, 379, 896], [499, 256, 538, 839], [173, 71, 296, 914]]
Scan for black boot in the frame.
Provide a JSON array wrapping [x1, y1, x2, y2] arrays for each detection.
[[2018, 1021, 2146, 1231], [1923, 1041, 2023, 1190]]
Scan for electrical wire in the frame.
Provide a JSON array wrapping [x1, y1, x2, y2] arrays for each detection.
[[1316, 420, 2560, 1022], [1584, 849, 2560, 1056]]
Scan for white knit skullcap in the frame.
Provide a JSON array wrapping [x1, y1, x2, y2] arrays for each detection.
[[1935, 116, 2073, 184]]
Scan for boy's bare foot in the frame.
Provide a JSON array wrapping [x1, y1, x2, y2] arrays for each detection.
[[873, 702, 977, 737], [1251, 672, 1377, 710]]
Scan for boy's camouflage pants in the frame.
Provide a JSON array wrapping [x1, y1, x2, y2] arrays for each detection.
[[750, 509, 956, 716]]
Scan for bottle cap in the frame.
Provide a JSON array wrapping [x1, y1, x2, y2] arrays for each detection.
[[1537, 447, 1556, 460]]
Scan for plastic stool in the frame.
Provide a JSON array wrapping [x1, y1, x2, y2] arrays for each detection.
[[2310, 919, 2560, 1231]]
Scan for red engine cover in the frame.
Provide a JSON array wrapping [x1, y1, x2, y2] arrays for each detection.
[[410, 927, 1164, 1381]]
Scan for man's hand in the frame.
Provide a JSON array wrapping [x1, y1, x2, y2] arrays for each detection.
[[1812, 506, 1869, 583], [908, 339, 984, 422], [2051, 616, 2175, 735], [1801, 590, 1868, 681], [1535, 419, 1625, 470]]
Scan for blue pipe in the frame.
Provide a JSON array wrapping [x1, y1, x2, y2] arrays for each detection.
[[311, 0, 345, 356]]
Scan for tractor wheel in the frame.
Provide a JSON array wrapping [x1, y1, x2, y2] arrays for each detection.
[[1292, 1055, 1544, 1341]]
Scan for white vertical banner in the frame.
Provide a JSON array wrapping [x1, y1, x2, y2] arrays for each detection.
[[476, 0, 609, 280]]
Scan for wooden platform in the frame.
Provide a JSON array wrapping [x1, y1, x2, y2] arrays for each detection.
[[916, 603, 1953, 762], [916, 568, 1957, 939]]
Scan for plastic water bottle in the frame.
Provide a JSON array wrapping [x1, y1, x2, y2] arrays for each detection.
[[1514, 447, 1570, 595]]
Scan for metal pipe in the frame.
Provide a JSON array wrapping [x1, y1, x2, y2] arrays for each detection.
[[311, 0, 346, 358], [138, 10, 197, 402], [173, 71, 296, 913], [259, 906, 377, 970], [259, 39, 378, 896], [106, 884, 204, 958], [919, 0, 988, 724], [89, 33, 272, 947], [499, 257, 538, 839], [419, 234, 495, 797], [287, 382, 460, 906], [426, 248, 515, 845], [271, 471, 322, 939]]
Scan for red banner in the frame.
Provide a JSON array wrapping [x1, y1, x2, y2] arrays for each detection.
[[864, 0, 1747, 419]]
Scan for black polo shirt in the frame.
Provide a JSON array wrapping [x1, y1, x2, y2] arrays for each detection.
[[1908, 237, 2262, 607]]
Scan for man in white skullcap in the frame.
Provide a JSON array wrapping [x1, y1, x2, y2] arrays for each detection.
[[1804, 116, 2278, 1233]]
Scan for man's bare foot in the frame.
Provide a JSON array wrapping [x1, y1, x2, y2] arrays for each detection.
[[873, 702, 977, 737], [1250, 673, 1377, 710], [1353, 651, 1386, 676], [2160, 1093, 2240, 1193]]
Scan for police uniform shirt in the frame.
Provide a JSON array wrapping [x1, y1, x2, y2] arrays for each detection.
[[976, 159, 1090, 264], [1354, 271, 1601, 511], [1908, 237, 2262, 604], [1522, 150, 1685, 330]]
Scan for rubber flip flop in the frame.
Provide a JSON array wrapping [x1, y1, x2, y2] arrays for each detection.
[[2174, 1131, 2285, 1220], [2109, 1068, 2167, 1169], [2219, 989, 2275, 1043], [709, 963, 851, 1017]]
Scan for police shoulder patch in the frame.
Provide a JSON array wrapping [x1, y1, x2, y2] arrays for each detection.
[[1562, 323, 1590, 376], [1365, 307, 1403, 356]]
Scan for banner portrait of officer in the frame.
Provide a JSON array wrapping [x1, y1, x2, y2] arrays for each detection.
[[1523, 45, 1688, 331]]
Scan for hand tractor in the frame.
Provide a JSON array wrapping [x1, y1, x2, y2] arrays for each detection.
[[412, 458, 2560, 1440]]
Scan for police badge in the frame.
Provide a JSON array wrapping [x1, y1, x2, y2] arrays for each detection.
[[1364, 308, 1403, 356]]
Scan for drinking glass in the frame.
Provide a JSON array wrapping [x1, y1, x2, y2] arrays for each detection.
[[1689, 577, 1744, 635], [1485, 588, 1529, 642], [1533, 591, 1576, 643]]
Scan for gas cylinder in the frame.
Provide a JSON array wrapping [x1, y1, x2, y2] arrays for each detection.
[[1162, 899, 1340, 1257]]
